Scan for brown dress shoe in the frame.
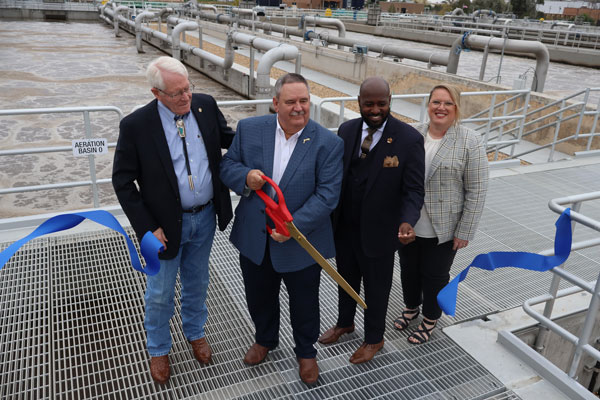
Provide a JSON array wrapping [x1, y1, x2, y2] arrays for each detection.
[[190, 337, 212, 364], [297, 357, 319, 385], [318, 324, 355, 344], [150, 355, 170, 385], [243, 343, 270, 365], [349, 340, 384, 364]]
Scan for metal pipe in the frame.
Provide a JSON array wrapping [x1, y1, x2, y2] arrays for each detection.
[[188, 10, 446, 68], [472, 9, 497, 23], [232, 8, 257, 19], [111, 5, 129, 37], [231, 31, 298, 115], [303, 16, 346, 49], [458, 34, 549, 92], [171, 21, 199, 60], [134, 11, 156, 53]]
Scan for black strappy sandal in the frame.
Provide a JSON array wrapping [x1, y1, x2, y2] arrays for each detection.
[[393, 309, 420, 331], [408, 319, 437, 345]]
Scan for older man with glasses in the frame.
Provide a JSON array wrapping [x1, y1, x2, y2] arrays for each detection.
[[112, 56, 235, 384]]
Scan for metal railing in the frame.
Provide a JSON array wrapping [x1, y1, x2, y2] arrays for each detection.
[[502, 88, 600, 162], [314, 89, 531, 151], [0, 106, 123, 208], [1, 90, 599, 211], [498, 192, 600, 400], [376, 14, 600, 51]]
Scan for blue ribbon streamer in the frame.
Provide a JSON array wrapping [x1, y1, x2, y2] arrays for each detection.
[[437, 208, 572, 316], [0, 210, 163, 276]]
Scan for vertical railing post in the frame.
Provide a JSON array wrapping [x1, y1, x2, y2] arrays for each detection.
[[549, 99, 566, 162], [534, 201, 581, 352], [483, 93, 497, 148], [83, 111, 100, 208], [338, 100, 345, 129], [568, 270, 600, 378], [418, 96, 427, 123], [249, 47, 255, 96], [574, 88, 589, 140], [512, 91, 530, 158], [587, 94, 600, 151]]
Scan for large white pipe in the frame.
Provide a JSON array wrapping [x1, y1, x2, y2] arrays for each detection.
[[303, 16, 346, 49], [449, 34, 549, 91], [165, 17, 234, 70], [171, 21, 199, 60], [135, 11, 156, 53], [231, 31, 299, 115], [112, 5, 129, 37], [188, 10, 445, 68]]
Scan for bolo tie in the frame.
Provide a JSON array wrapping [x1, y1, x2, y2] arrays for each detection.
[[175, 116, 194, 191]]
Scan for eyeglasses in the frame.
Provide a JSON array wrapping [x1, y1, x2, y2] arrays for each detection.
[[430, 100, 455, 108], [156, 82, 195, 99]]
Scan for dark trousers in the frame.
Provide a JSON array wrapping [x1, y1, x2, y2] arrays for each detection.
[[399, 237, 457, 320], [239, 244, 321, 359], [335, 227, 395, 344]]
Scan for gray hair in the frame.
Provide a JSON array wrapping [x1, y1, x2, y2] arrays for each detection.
[[273, 73, 310, 99], [146, 56, 189, 90]]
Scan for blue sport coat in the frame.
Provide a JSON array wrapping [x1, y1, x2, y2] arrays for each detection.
[[220, 114, 344, 273]]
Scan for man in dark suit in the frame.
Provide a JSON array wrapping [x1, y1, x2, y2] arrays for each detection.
[[318, 77, 425, 364], [112, 56, 234, 384], [220, 73, 343, 385]]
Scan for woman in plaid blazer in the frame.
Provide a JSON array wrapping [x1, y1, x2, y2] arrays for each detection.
[[393, 84, 489, 344]]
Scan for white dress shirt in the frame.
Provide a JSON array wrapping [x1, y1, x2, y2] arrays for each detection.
[[414, 131, 443, 238], [272, 119, 304, 188], [358, 120, 386, 157]]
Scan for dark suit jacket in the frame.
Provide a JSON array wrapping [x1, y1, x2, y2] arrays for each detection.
[[112, 94, 234, 259], [333, 115, 425, 258]]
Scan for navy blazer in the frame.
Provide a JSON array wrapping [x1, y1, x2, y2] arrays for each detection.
[[333, 115, 425, 258], [220, 114, 344, 273], [112, 94, 234, 259]]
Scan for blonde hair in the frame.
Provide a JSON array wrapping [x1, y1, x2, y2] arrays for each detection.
[[428, 84, 461, 123]]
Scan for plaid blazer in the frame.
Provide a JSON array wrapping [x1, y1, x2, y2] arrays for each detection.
[[412, 122, 489, 243]]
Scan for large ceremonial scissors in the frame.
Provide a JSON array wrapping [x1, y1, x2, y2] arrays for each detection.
[[255, 175, 367, 309]]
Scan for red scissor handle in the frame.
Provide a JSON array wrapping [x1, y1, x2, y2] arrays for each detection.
[[255, 175, 293, 237]]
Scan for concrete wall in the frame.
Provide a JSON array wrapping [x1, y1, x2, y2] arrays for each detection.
[[517, 311, 600, 392], [0, 7, 98, 21]]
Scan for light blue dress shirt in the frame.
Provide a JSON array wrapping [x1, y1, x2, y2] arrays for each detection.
[[157, 101, 213, 209]]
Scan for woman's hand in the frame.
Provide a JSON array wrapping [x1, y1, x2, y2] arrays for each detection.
[[453, 237, 469, 250]]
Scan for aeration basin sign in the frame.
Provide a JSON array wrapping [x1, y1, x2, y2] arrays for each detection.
[[72, 138, 108, 156]]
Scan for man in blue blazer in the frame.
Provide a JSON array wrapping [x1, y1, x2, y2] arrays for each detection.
[[220, 73, 343, 385], [112, 57, 234, 384], [318, 77, 425, 363]]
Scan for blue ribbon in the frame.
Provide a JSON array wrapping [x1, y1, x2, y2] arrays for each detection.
[[437, 208, 572, 316], [0, 210, 163, 276]]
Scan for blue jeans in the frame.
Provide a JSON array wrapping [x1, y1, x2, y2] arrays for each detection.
[[144, 204, 216, 357]]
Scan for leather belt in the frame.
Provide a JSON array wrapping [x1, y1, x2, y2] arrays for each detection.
[[182, 200, 212, 213]]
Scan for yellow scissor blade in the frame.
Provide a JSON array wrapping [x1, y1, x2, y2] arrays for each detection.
[[286, 222, 367, 309]]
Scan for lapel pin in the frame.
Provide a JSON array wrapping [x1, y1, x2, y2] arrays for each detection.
[[387, 137, 393, 143], [303, 138, 311, 144], [198, 107, 202, 113]]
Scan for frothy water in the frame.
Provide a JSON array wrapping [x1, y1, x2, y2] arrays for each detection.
[[0, 20, 252, 218]]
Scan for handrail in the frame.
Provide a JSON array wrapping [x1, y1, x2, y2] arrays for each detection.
[[1, 90, 599, 212], [0, 106, 124, 207], [535, 193, 600, 377], [497, 192, 600, 400]]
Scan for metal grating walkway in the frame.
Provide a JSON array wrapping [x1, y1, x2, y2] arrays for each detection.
[[1, 162, 599, 399]]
